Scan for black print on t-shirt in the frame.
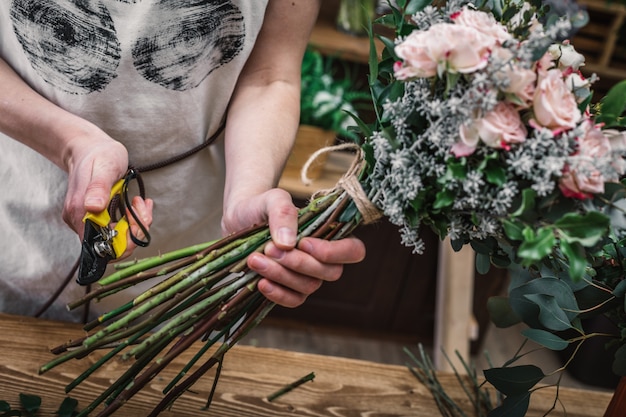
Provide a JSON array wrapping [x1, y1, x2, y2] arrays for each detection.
[[132, 0, 245, 91], [10, 0, 121, 94], [10, 0, 245, 94]]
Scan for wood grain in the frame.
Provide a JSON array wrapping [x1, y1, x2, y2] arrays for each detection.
[[0, 314, 613, 416]]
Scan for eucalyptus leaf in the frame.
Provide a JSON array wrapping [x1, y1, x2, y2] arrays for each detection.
[[524, 293, 573, 331], [19, 394, 40, 416], [487, 296, 522, 328], [405, 0, 433, 14], [509, 277, 579, 330], [476, 252, 491, 274], [521, 328, 569, 350], [612, 343, 626, 376], [484, 365, 544, 396], [56, 397, 79, 417], [614, 279, 626, 298], [487, 391, 531, 417]]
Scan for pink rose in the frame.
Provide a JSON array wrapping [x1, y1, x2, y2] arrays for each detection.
[[492, 47, 537, 107], [394, 23, 495, 79], [453, 102, 527, 156], [533, 69, 582, 130], [452, 6, 512, 45], [559, 122, 612, 198]]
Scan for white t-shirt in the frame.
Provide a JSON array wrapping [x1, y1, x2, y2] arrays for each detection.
[[0, 0, 269, 321]]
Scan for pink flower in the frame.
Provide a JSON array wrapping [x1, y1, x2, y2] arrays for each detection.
[[559, 122, 612, 198], [394, 23, 495, 79], [452, 6, 512, 45], [492, 47, 537, 107], [453, 102, 527, 156], [533, 69, 582, 130]]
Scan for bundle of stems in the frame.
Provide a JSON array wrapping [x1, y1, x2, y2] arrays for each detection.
[[39, 173, 369, 417]]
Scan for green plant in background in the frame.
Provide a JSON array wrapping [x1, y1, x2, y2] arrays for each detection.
[[299, 48, 370, 141]]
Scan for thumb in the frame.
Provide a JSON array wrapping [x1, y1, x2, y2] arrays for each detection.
[[83, 169, 123, 214]]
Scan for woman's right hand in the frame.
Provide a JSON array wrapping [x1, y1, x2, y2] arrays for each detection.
[[62, 131, 153, 258]]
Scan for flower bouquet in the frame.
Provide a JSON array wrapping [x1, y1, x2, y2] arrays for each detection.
[[40, 0, 626, 416]]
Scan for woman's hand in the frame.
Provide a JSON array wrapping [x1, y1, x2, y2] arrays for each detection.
[[62, 132, 153, 258], [222, 188, 366, 308]]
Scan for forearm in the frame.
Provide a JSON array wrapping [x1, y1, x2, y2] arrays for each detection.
[[223, 78, 301, 207], [0, 58, 103, 171], [222, 0, 320, 213]]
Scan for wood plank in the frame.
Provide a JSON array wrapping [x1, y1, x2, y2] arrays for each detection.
[[0, 314, 613, 417]]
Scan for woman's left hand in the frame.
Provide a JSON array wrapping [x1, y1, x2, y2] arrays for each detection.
[[221, 188, 366, 308]]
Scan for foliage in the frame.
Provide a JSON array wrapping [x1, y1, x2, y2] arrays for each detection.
[[0, 394, 78, 417], [365, 0, 626, 415], [299, 48, 370, 139]]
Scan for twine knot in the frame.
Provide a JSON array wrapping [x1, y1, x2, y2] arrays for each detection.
[[300, 143, 383, 224]]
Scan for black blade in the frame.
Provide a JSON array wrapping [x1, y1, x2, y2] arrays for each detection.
[[77, 221, 113, 285]]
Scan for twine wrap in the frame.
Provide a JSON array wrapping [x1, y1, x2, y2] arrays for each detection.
[[300, 143, 383, 224]]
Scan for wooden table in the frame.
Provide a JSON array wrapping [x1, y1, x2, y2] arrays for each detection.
[[0, 313, 613, 417]]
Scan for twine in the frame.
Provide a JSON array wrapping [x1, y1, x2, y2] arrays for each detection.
[[300, 143, 383, 224]]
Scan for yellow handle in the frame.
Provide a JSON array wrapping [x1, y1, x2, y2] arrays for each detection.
[[82, 178, 129, 259]]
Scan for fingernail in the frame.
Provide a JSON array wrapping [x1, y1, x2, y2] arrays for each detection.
[[249, 253, 268, 271], [266, 244, 286, 260], [85, 196, 104, 207], [299, 239, 313, 254], [277, 227, 296, 247]]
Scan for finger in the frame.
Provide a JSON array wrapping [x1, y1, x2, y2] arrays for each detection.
[[297, 236, 366, 265], [83, 168, 121, 214], [257, 277, 312, 308], [265, 189, 298, 250], [248, 249, 327, 290], [120, 196, 154, 259]]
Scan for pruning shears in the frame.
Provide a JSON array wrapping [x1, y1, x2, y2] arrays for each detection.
[[77, 168, 150, 285]]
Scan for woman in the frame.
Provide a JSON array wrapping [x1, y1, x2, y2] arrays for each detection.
[[0, 0, 365, 321]]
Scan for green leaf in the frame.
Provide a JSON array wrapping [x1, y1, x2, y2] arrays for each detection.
[[56, 397, 78, 417], [484, 365, 544, 396], [613, 280, 626, 298], [517, 227, 555, 263], [405, 0, 433, 14], [521, 328, 569, 350], [511, 188, 536, 217], [484, 165, 507, 186], [433, 188, 455, 210], [487, 296, 522, 328], [0, 403, 9, 413], [488, 392, 531, 417], [501, 219, 524, 241], [555, 211, 610, 247], [559, 239, 588, 282], [613, 343, 626, 376], [367, 25, 379, 86], [19, 394, 40, 416], [596, 80, 626, 127], [509, 277, 579, 330], [476, 252, 491, 274], [524, 293, 574, 331]]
